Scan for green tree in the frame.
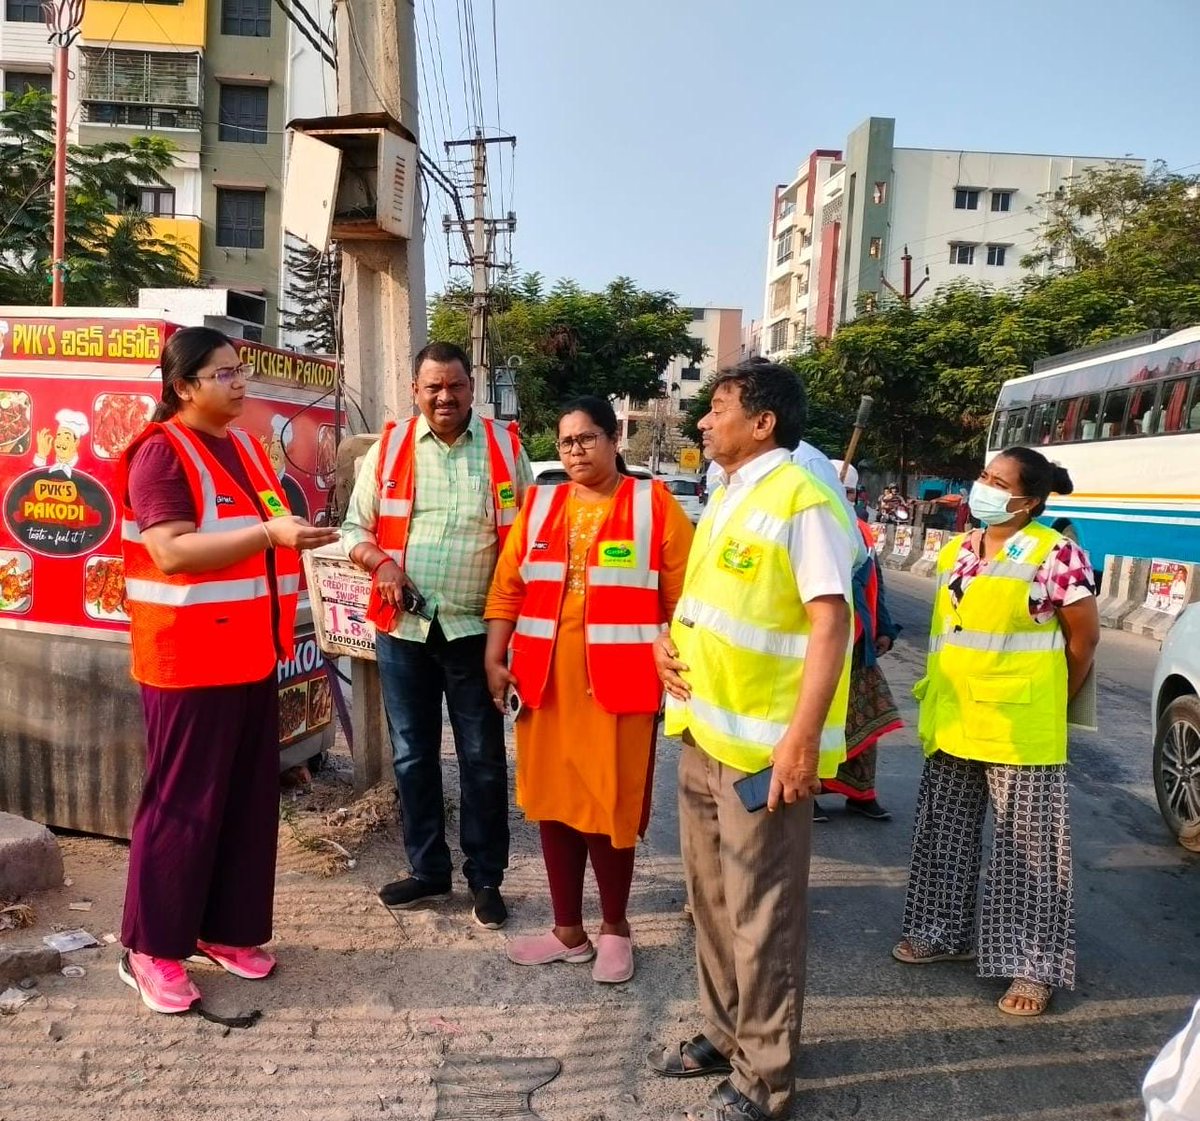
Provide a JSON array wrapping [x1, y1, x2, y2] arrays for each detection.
[[0, 91, 196, 305], [280, 237, 341, 352], [429, 272, 705, 432]]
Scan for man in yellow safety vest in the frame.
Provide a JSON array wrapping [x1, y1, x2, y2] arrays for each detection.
[[649, 358, 854, 1121]]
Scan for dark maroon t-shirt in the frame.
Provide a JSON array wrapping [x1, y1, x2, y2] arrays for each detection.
[[128, 430, 258, 531]]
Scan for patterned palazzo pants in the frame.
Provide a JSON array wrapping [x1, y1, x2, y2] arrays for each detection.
[[901, 750, 1077, 989]]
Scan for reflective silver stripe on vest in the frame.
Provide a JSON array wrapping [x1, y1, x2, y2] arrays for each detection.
[[585, 623, 661, 645], [487, 419, 520, 528], [167, 423, 220, 526], [686, 694, 845, 750], [378, 418, 416, 496], [386, 548, 405, 567], [514, 616, 556, 640], [379, 498, 413, 518], [520, 560, 568, 583], [278, 573, 301, 595], [930, 628, 1066, 655], [125, 576, 270, 607], [986, 560, 1041, 581], [674, 595, 808, 660], [523, 484, 558, 548], [203, 515, 263, 535], [587, 567, 660, 589], [742, 508, 789, 546], [122, 518, 142, 543]]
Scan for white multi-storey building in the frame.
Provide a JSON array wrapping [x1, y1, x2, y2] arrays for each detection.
[[761, 117, 1144, 359]]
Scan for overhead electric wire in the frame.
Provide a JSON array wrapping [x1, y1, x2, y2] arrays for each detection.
[[268, 0, 336, 67]]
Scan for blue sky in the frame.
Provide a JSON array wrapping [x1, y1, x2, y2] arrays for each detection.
[[418, 0, 1199, 322]]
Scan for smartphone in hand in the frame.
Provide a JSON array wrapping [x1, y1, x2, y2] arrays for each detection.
[[732, 765, 773, 813]]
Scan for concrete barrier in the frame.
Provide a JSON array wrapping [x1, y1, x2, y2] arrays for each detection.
[[883, 523, 921, 571], [0, 812, 63, 899], [1097, 556, 1152, 630], [868, 522, 892, 565], [911, 529, 949, 578], [1122, 559, 1199, 642]]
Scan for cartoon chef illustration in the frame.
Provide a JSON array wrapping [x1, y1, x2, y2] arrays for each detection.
[[34, 409, 89, 478], [264, 413, 309, 521]]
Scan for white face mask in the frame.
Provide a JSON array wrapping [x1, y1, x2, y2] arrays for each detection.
[[969, 480, 1031, 526]]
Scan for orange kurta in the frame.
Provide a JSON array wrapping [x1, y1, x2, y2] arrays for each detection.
[[485, 486, 694, 847]]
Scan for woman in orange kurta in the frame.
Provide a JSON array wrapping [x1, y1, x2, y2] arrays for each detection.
[[484, 396, 693, 984]]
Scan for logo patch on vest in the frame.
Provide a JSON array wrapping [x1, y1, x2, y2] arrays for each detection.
[[598, 540, 636, 568], [496, 481, 517, 510], [532, 540, 549, 552], [258, 490, 288, 518], [1003, 533, 1037, 563], [718, 539, 761, 578], [215, 494, 236, 507]]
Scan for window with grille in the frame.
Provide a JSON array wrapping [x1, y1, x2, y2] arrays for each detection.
[[949, 243, 976, 266], [954, 188, 980, 210], [5, 0, 43, 22], [775, 228, 793, 265], [219, 85, 268, 144], [216, 188, 265, 248], [3, 71, 51, 98], [221, 0, 270, 36], [79, 48, 202, 109], [769, 320, 789, 353]]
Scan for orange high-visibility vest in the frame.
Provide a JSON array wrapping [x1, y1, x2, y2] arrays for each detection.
[[118, 418, 300, 689], [510, 476, 667, 715], [374, 415, 522, 568]]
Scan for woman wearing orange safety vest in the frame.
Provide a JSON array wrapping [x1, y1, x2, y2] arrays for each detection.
[[484, 397, 694, 984], [116, 327, 337, 1016]]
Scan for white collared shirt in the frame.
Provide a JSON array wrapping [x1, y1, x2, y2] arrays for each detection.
[[705, 448, 851, 603]]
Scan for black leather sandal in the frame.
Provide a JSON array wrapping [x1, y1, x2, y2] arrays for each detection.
[[647, 1033, 733, 1078]]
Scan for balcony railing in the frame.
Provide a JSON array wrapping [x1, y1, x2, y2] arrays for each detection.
[[79, 47, 202, 109], [82, 103, 202, 129]]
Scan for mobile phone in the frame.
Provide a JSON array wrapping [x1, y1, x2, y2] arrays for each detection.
[[401, 584, 432, 620], [732, 765, 774, 813], [504, 685, 523, 720]]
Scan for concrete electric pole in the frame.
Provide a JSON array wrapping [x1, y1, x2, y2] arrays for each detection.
[[880, 244, 930, 306], [334, 0, 426, 427], [444, 130, 516, 413]]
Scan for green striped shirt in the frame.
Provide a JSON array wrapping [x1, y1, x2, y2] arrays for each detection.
[[342, 412, 532, 642]]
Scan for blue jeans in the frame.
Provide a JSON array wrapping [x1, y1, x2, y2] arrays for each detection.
[[375, 621, 509, 891]]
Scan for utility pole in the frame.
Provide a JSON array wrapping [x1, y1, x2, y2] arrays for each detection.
[[444, 130, 516, 414], [332, 0, 426, 792], [45, 0, 84, 307], [880, 244, 930, 306]]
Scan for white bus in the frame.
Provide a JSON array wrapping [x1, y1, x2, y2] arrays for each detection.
[[988, 325, 1200, 569]]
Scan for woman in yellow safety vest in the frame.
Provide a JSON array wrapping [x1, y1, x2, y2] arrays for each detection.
[[893, 445, 1099, 1017]]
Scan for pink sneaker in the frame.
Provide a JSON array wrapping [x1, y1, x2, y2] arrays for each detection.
[[592, 934, 635, 984], [119, 951, 200, 1014], [506, 930, 595, 966], [195, 940, 277, 980]]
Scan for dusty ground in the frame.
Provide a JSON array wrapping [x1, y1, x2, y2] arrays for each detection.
[[2, 577, 1198, 1121]]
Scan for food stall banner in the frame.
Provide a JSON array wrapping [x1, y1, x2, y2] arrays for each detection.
[[0, 317, 167, 365]]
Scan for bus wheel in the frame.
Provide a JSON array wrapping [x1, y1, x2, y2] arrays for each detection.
[[1050, 518, 1079, 544]]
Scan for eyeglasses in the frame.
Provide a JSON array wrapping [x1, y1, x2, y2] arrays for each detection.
[[556, 432, 604, 452], [193, 364, 255, 386]]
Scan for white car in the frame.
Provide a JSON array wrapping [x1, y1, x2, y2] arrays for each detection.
[[1151, 605, 1200, 837], [659, 475, 705, 523]]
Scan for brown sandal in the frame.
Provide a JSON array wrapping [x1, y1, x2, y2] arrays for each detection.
[[648, 1033, 733, 1078], [891, 939, 976, 964], [998, 978, 1052, 1017]]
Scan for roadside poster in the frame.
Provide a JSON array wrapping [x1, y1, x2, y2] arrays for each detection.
[[678, 447, 701, 472], [305, 545, 377, 660], [893, 525, 914, 558], [870, 522, 888, 554], [921, 529, 946, 561], [1144, 559, 1193, 616]]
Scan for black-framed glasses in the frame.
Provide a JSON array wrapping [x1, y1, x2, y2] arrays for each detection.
[[193, 364, 255, 386], [556, 432, 604, 452]]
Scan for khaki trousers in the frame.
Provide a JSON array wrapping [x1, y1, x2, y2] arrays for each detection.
[[678, 738, 812, 1119]]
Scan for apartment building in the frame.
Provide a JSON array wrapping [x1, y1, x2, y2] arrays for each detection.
[[761, 117, 1143, 359], [0, 0, 331, 341]]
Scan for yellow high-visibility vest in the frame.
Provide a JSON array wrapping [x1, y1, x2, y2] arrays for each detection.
[[664, 460, 852, 777], [914, 520, 1069, 766]]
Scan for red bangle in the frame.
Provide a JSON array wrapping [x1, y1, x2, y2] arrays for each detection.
[[371, 556, 393, 575]]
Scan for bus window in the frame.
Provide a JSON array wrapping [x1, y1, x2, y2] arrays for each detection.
[[1002, 408, 1027, 447], [1129, 383, 1158, 435], [1029, 403, 1055, 445], [1160, 377, 1193, 433], [988, 413, 1006, 450], [1063, 394, 1101, 441], [1100, 387, 1133, 437], [1187, 376, 1200, 431]]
